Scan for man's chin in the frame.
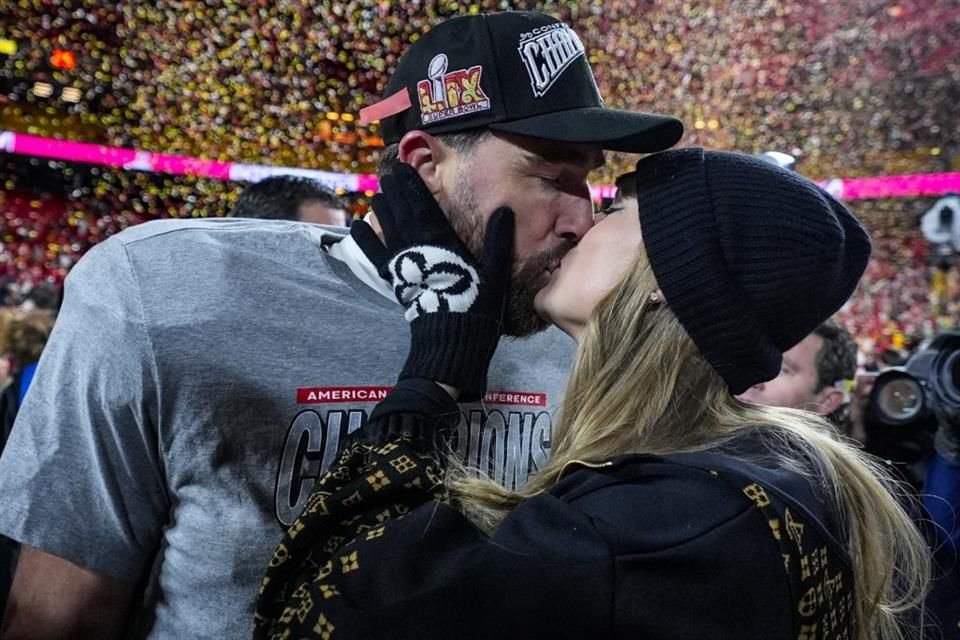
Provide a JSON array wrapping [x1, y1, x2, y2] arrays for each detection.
[[503, 250, 569, 337], [503, 285, 552, 337], [503, 314, 551, 338]]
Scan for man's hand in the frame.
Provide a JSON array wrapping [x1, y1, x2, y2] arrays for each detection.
[[847, 371, 876, 444], [351, 163, 514, 401]]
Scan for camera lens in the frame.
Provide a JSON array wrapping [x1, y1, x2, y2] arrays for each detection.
[[875, 378, 924, 421]]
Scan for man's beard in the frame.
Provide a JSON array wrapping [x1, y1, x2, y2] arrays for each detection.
[[447, 185, 575, 338]]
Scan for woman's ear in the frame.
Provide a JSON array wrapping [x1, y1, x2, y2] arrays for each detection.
[[397, 130, 446, 194]]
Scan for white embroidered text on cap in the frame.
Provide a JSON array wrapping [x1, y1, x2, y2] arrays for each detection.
[[517, 24, 587, 98]]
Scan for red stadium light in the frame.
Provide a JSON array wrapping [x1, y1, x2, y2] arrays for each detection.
[[50, 49, 76, 70]]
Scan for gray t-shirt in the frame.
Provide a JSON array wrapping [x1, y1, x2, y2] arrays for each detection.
[[0, 218, 575, 638]]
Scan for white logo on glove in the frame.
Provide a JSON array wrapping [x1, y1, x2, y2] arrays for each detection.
[[390, 246, 480, 321]]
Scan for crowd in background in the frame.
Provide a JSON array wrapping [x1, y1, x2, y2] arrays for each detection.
[[2, 0, 956, 177], [1, 0, 959, 365], [3, 158, 957, 366], [838, 198, 960, 360]]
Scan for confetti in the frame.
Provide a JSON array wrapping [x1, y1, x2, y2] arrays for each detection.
[[0, 0, 957, 350]]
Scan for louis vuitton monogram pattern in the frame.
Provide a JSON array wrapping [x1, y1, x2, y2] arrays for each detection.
[[253, 434, 447, 639], [254, 440, 860, 639], [740, 479, 855, 639]]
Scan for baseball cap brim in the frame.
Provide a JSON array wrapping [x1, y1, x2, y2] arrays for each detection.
[[489, 107, 684, 153]]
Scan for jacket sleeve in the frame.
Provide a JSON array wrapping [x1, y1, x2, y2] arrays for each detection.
[[255, 484, 616, 639], [253, 378, 462, 638]]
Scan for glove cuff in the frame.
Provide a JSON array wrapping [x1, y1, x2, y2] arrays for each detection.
[[400, 313, 502, 402]]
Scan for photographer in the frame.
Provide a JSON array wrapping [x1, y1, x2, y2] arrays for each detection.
[[853, 335, 960, 638], [741, 324, 959, 637]]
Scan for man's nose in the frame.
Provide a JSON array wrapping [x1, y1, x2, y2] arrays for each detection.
[[554, 196, 595, 242]]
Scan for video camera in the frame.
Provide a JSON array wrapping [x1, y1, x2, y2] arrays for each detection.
[[863, 331, 960, 465]]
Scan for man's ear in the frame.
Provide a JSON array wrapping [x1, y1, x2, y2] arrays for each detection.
[[397, 130, 446, 194], [813, 387, 846, 416]]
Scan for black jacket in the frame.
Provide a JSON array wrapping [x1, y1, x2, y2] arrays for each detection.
[[255, 380, 854, 639], [0, 373, 22, 455]]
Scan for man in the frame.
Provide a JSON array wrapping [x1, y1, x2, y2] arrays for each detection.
[[0, 11, 682, 639], [230, 175, 351, 227], [738, 319, 857, 419]]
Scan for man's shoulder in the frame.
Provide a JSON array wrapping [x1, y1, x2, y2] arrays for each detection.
[[66, 218, 363, 323], [108, 217, 346, 249], [82, 218, 350, 286]]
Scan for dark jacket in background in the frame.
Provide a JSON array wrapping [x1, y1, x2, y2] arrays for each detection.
[[0, 369, 27, 618]]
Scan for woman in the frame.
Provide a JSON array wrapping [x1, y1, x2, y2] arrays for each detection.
[[254, 149, 929, 639]]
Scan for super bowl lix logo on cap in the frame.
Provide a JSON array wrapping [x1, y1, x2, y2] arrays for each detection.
[[417, 53, 492, 125], [518, 23, 586, 98]]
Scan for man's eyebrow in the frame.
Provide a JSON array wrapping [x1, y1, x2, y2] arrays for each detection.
[[521, 147, 605, 171]]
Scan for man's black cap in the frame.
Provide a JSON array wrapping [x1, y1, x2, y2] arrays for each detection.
[[360, 12, 683, 153]]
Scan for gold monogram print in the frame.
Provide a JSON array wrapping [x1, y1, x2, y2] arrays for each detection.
[[733, 475, 853, 640], [254, 436, 448, 639]]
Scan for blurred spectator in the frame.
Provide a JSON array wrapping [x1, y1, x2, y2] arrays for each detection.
[[230, 176, 349, 226], [0, 307, 54, 446], [738, 319, 857, 422], [21, 283, 61, 312], [0, 306, 54, 616]]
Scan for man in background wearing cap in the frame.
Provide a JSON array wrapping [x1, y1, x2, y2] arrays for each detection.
[[0, 11, 681, 640]]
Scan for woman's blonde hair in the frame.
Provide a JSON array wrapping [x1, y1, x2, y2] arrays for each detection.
[[452, 251, 930, 640]]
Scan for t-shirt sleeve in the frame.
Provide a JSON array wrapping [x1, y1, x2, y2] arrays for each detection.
[[0, 237, 166, 580]]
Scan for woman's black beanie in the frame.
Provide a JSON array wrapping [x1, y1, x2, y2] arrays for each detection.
[[634, 148, 871, 394]]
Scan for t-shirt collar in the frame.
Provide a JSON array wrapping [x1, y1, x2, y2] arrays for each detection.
[[304, 216, 395, 303]]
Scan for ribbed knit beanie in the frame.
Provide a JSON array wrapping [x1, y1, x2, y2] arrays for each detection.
[[635, 148, 871, 394]]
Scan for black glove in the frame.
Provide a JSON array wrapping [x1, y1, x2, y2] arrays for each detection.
[[351, 163, 514, 401]]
